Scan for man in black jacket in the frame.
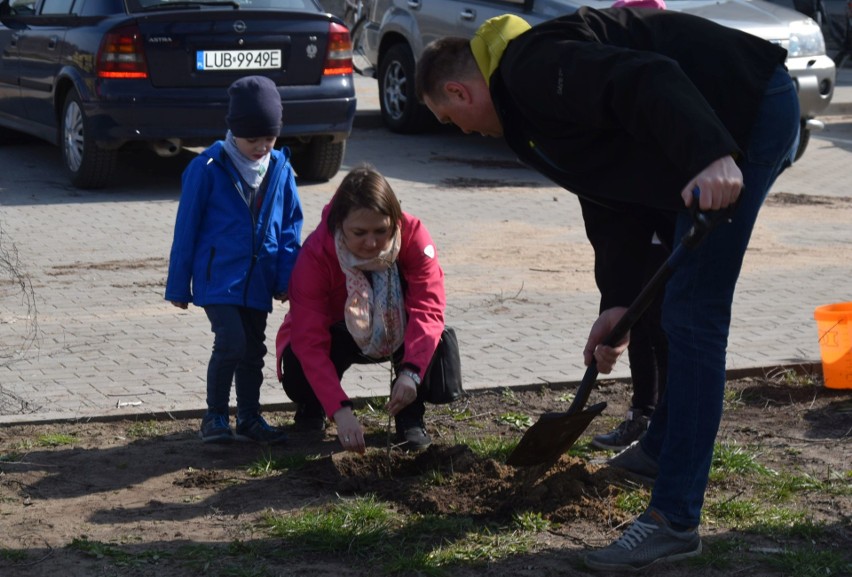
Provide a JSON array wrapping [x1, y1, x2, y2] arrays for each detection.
[[416, 8, 799, 571]]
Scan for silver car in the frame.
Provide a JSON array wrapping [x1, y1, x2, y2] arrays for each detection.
[[356, 0, 835, 160]]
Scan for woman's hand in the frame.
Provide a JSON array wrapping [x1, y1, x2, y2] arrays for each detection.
[[680, 156, 743, 211], [274, 292, 289, 302], [386, 373, 417, 416], [583, 307, 630, 374], [333, 406, 365, 454]]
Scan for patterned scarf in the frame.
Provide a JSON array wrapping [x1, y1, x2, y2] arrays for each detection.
[[335, 227, 406, 359], [222, 130, 270, 191]]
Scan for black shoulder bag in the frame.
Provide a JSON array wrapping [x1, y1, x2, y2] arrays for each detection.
[[422, 327, 465, 404]]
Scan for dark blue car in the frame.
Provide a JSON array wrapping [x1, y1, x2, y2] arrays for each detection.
[[0, 0, 356, 188]]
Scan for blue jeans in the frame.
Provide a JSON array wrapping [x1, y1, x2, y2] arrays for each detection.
[[204, 304, 268, 423], [640, 66, 800, 528]]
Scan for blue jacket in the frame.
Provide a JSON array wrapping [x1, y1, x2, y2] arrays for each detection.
[[165, 141, 303, 313]]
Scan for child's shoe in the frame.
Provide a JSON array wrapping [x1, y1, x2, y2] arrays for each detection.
[[235, 415, 288, 444], [199, 413, 235, 444]]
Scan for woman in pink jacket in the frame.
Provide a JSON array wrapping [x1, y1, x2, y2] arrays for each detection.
[[276, 165, 445, 453]]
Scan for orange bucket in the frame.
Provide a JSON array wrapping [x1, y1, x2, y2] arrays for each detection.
[[814, 303, 852, 389]]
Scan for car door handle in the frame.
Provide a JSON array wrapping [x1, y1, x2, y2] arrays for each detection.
[[460, 9, 476, 21], [49, 35, 59, 50], [406, 0, 420, 9]]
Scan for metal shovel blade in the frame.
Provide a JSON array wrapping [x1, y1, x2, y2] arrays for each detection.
[[505, 402, 607, 467], [504, 195, 734, 468]]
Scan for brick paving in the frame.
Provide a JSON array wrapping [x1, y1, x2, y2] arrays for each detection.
[[0, 70, 850, 425]]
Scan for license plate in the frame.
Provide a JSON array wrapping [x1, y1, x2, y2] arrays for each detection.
[[196, 49, 282, 71]]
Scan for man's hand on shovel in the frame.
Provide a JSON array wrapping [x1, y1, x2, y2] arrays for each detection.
[[584, 306, 630, 374]]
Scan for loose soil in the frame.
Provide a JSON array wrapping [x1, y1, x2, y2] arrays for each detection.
[[1, 369, 850, 576]]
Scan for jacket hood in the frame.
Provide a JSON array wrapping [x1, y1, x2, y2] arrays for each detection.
[[470, 14, 531, 86]]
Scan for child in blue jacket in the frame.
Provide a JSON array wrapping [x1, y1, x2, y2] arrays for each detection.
[[165, 75, 303, 444]]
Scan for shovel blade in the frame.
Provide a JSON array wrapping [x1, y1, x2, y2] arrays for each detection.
[[506, 402, 607, 467]]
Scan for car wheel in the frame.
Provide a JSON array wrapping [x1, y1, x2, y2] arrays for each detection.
[[61, 90, 117, 189], [378, 43, 437, 134], [291, 139, 345, 181], [794, 120, 811, 162]]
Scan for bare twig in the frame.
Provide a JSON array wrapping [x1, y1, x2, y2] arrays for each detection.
[[0, 222, 39, 416]]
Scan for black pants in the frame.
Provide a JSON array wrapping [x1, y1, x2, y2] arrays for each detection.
[[281, 322, 426, 427]]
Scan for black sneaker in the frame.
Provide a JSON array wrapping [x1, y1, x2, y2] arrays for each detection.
[[293, 403, 326, 432], [394, 414, 431, 451], [235, 415, 288, 444], [199, 413, 235, 444], [395, 425, 432, 451], [607, 440, 659, 485], [591, 410, 650, 451], [584, 508, 702, 571]]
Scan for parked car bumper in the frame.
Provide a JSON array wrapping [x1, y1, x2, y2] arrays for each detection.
[[786, 53, 836, 117], [82, 78, 356, 148]]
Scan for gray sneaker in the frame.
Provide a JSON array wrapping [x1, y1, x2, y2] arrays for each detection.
[[591, 410, 650, 451], [584, 508, 702, 571], [607, 440, 658, 485]]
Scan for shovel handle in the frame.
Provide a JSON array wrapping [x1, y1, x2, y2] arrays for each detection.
[[566, 189, 738, 415]]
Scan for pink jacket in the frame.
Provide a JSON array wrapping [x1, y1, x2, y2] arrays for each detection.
[[276, 204, 446, 418]]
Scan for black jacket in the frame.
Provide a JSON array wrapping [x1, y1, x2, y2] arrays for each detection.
[[490, 7, 786, 306], [492, 7, 787, 212]]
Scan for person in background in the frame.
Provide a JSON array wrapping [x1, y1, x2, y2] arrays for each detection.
[[276, 164, 445, 453], [416, 9, 798, 571], [586, 200, 672, 451], [165, 75, 303, 445], [588, 0, 670, 454]]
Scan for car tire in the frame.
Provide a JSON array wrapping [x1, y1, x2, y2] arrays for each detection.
[[61, 90, 117, 189], [291, 138, 345, 181], [794, 120, 811, 162], [378, 43, 437, 134]]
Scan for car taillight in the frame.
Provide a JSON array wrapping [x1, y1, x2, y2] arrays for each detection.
[[323, 22, 353, 76], [97, 25, 148, 79]]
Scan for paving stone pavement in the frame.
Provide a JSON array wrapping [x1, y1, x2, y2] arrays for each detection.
[[1, 69, 850, 425]]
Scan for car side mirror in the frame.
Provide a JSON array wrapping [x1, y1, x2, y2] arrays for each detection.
[[0, 0, 27, 28]]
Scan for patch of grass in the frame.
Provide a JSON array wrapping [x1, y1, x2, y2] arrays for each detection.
[[175, 543, 221, 571], [709, 441, 774, 482], [687, 536, 746, 570], [0, 548, 28, 562], [424, 526, 535, 565], [614, 487, 650, 516], [423, 468, 449, 486], [360, 396, 391, 420], [126, 420, 163, 439], [750, 517, 829, 540], [704, 497, 812, 533], [262, 495, 539, 573], [456, 435, 517, 462], [246, 452, 313, 477], [500, 387, 519, 404], [765, 367, 820, 388], [512, 511, 550, 533], [762, 470, 829, 501], [0, 451, 23, 463], [764, 546, 851, 577], [262, 494, 394, 554], [723, 387, 744, 407], [497, 412, 532, 431], [566, 439, 597, 460], [36, 433, 77, 447], [66, 536, 168, 566]]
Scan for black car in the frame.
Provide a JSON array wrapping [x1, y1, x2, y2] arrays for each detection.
[[0, 0, 356, 188]]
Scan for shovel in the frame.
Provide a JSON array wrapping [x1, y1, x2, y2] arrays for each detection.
[[506, 196, 734, 467]]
